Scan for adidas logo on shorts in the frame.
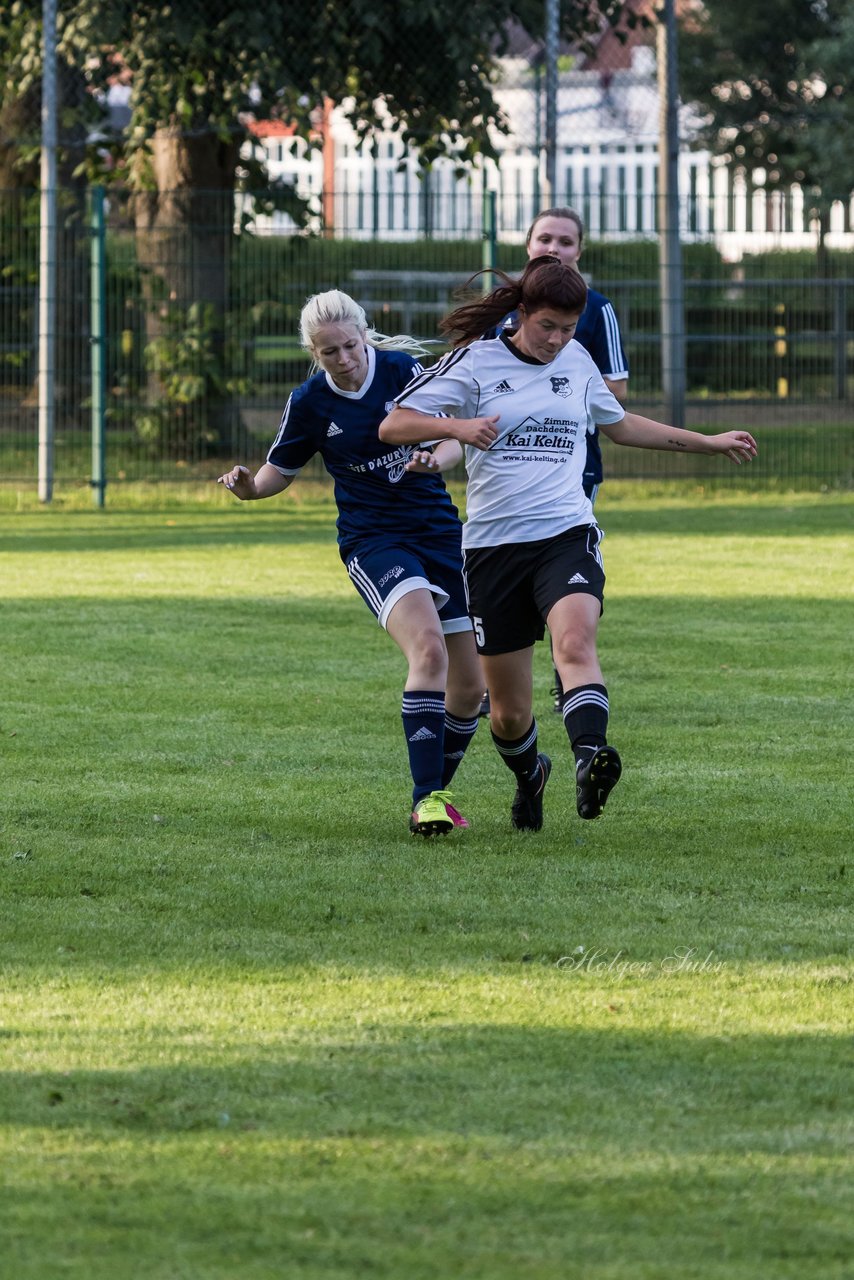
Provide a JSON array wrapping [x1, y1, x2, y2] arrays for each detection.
[[568, 572, 589, 584]]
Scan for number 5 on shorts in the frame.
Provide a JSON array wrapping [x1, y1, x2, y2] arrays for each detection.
[[472, 616, 485, 647]]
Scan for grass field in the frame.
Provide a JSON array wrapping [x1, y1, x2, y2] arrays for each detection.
[[1, 484, 852, 1279], [0, 411, 852, 495]]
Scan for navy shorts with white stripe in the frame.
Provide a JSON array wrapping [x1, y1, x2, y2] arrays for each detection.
[[345, 536, 472, 635]]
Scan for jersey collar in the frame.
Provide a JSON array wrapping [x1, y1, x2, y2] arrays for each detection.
[[499, 330, 553, 366]]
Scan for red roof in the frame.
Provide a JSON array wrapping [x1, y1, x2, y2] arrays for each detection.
[[246, 119, 298, 138]]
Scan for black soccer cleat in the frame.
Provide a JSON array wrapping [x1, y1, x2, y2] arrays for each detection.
[[511, 753, 552, 832], [575, 745, 622, 820]]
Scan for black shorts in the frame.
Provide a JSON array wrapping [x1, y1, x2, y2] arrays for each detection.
[[463, 524, 605, 655]]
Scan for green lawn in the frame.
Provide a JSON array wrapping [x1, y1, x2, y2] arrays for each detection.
[[0, 416, 852, 494], [1, 487, 852, 1279]]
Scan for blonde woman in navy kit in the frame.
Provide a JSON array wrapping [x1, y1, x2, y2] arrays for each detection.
[[218, 290, 484, 837]]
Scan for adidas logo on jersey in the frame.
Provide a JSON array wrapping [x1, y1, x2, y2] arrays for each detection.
[[568, 572, 588, 584], [408, 726, 437, 742], [327, 422, 343, 436], [492, 379, 515, 394]]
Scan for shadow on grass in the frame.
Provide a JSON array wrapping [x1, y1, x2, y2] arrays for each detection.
[[2, 1032, 850, 1276], [1, 508, 340, 554], [1, 1025, 849, 1147]]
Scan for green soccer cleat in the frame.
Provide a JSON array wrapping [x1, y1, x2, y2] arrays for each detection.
[[409, 789, 457, 837]]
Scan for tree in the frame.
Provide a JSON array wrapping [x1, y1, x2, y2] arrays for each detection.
[[2, 0, 642, 450], [801, 1, 854, 211], [678, 0, 851, 255], [0, 5, 101, 415]]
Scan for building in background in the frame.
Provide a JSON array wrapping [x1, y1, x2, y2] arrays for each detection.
[[242, 18, 854, 259]]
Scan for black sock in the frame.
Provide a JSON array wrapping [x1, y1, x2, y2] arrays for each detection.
[[561, 684, 609, 768], [491, 720, 541, 788]]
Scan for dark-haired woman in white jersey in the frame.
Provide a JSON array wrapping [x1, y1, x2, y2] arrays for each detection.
[[380, 257, 757, 833]]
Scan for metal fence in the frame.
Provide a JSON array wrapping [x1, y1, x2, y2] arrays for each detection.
[[2, 185, 853, 496]]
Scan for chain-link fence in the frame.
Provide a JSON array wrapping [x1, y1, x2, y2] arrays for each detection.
[[2, 184, 853, 492], [1, 1, 853, 496]]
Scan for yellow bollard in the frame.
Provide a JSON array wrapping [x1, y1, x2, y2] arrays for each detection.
[[774, 302, 788, 398]]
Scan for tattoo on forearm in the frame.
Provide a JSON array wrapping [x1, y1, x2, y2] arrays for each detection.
[[668, 439, 687, 449]]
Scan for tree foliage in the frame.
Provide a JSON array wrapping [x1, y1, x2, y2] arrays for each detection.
[[678, 0, 853, 217], [1, 0, 643, 186], [0, 0, 647, 451]]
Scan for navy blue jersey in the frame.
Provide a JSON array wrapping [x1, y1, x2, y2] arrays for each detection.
[[488, 287, 628, 488], [267, 346, 461, 560], [576, 288, 629, 382]]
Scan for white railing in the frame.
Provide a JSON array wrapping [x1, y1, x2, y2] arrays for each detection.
[[242, 89, 854, 256]]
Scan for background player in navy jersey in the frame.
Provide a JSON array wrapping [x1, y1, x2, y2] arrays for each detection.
[[216, 290, 484, 837], [494, 206, 629, 494], [487, 206, 629, 714], [379, 258, 756, 833]]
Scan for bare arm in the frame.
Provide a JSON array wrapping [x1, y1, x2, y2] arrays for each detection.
[[379, 405, 499, 451], [600, 413, 757, 464], [404, 440, 464, 474], [216, 462, 294, 500]]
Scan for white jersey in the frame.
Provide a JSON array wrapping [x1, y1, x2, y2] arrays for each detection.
[[397, 333, 625, 549]]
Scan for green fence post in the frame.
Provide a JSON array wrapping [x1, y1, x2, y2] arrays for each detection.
[[482, 189, 497, 288], [90, 184, 107, 507], [833, 281, 847, 401]]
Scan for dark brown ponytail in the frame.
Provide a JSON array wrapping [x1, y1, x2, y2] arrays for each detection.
[[439, 256, 588, 347]]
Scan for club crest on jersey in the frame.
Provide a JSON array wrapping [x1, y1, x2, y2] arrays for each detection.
[[385, 446, 415, 484], [550, 377, 572, 398]]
